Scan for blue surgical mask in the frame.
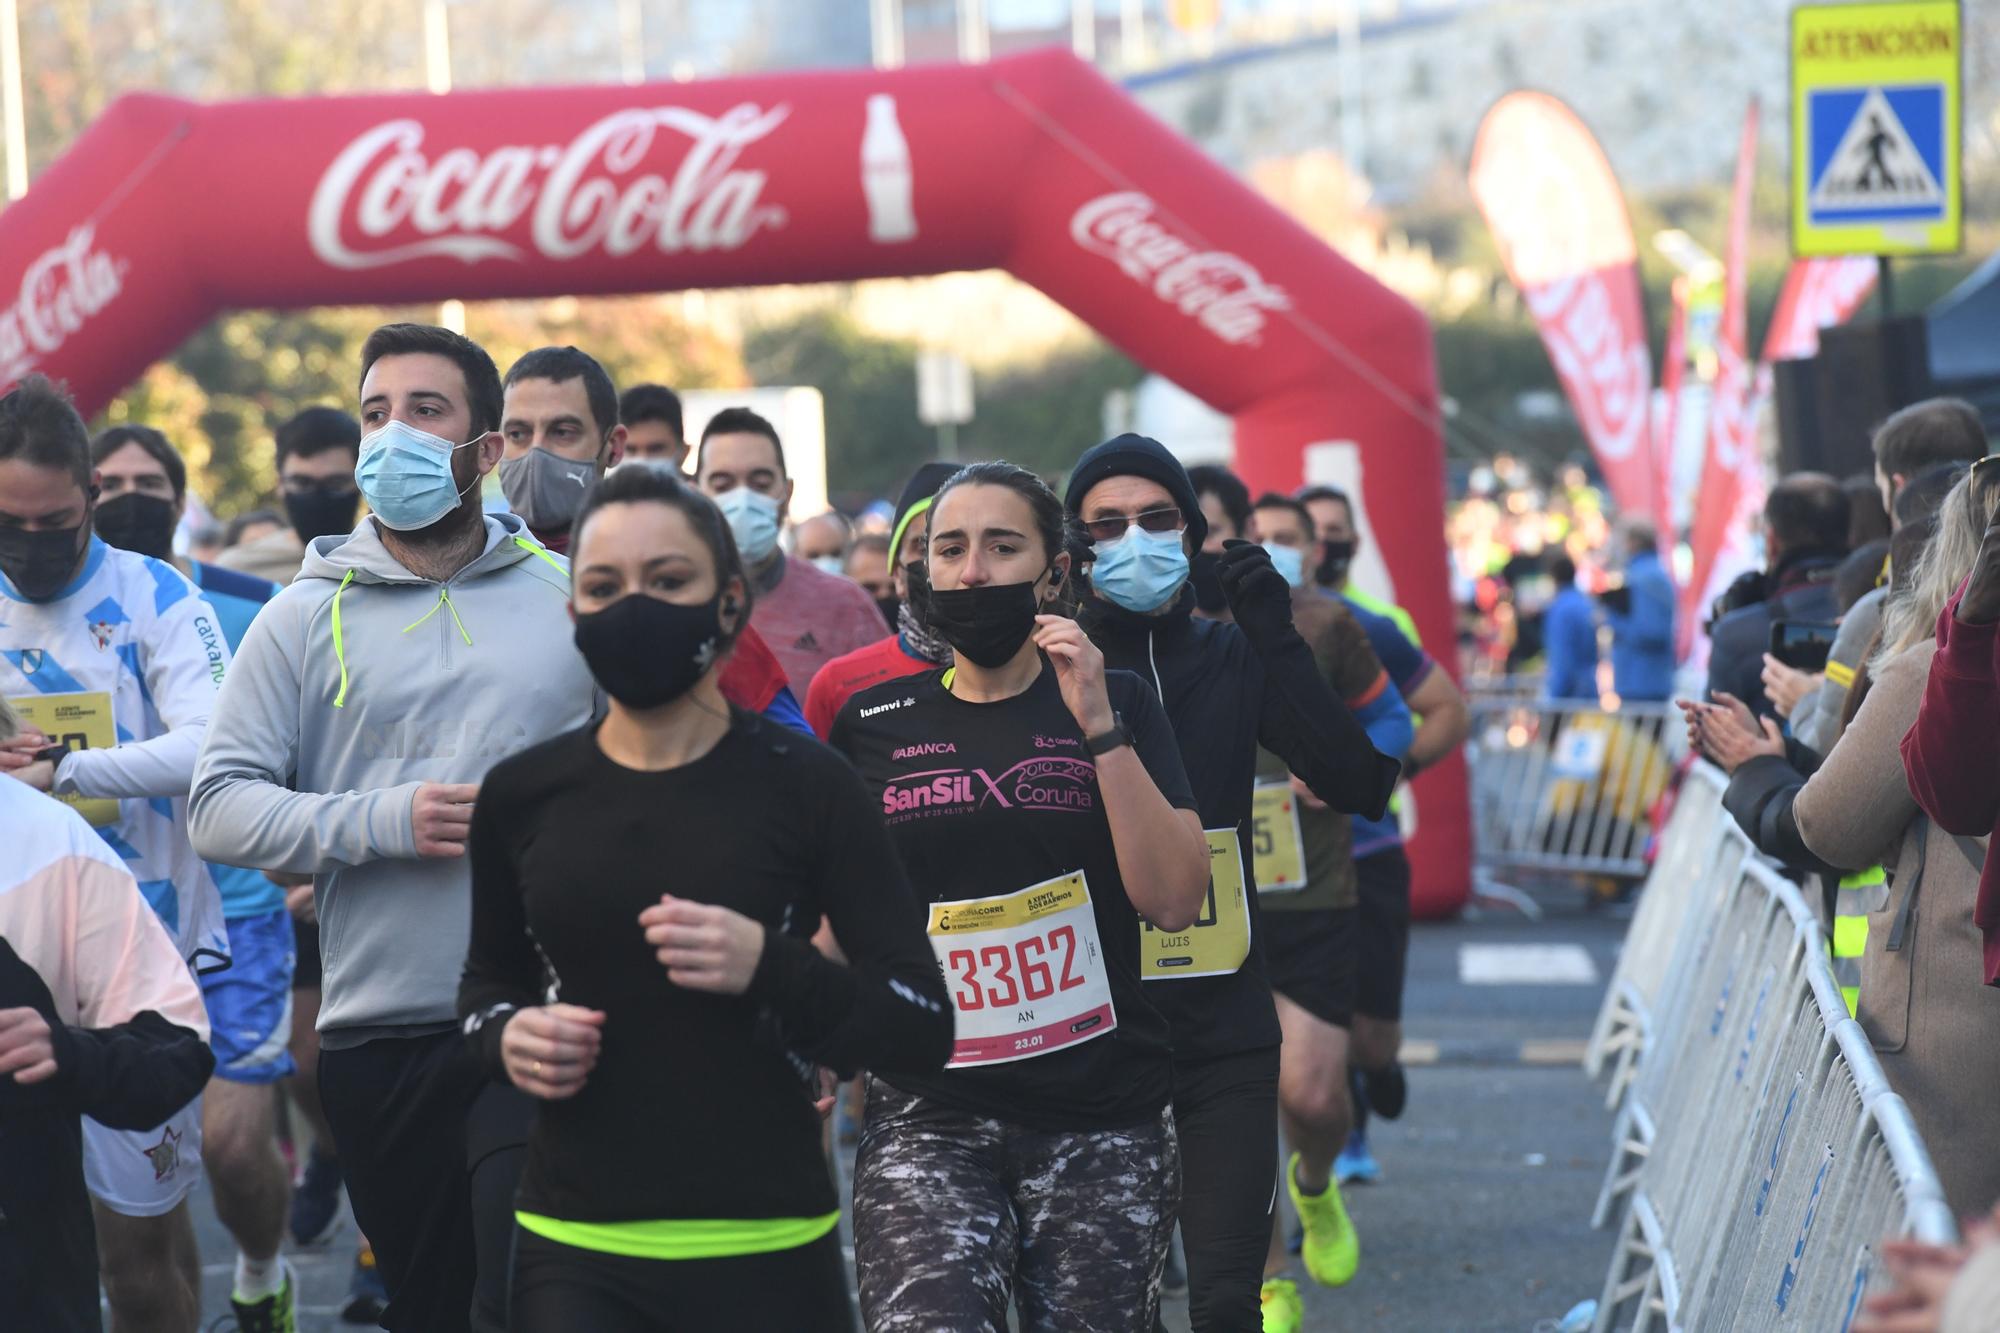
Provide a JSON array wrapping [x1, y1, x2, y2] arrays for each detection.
[[356, 420, 480, 532], [1263, 541, 1307, 589], [809, 554, 847, 576], [1090, 525, 1189, 613], [715, 487, 781, 563]]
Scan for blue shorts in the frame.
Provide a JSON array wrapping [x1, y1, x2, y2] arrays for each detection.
[[199, 907, 298, 1084]]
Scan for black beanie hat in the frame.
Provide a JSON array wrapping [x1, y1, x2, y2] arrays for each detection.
[[1063, 433, 1207, 551], [889, 461, 964, 559]]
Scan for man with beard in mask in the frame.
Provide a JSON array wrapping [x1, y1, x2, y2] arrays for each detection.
[[90, 423, 313, 1328], [499, 347, 811, 735], [190, 323, 599, 1333], [1066, 437, 1400, 1333], [697, 407, 886, 688], [0, 376, 233, 1333], [803, 460, 958, 738], [1298, 483, 1470, 1187], [217, 407, 366, 586]]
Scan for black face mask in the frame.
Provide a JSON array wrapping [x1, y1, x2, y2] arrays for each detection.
[[912, 563, 1044, 668], [284, 485, 362, 543], [1315, 539, 1356, 588], [0, 516, 91, 602], [95, 492, 178, 560], [874, 595, 901, 630], [1189, 550, 1228, 614], [573, 591, 727, 710]]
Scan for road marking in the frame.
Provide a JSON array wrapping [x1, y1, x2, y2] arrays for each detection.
[[1458, 942, 1599, 986], [1521, 1038, 1592, 1065]]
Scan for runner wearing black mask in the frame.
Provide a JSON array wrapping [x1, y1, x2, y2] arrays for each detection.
[[460, 463, 952, 1330], [1065, 439, 1401, 1333], [831, 461, 1212, 1332]]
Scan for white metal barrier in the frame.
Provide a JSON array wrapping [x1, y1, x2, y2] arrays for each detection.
[[1587, 763, 1957, 1332], [1467, 693, 1681, 880]]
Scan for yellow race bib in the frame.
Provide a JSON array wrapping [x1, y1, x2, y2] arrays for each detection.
[[1142, 830, 1251, 980], [9, 691, 118, 827], [1250, 781, 1307, 894]]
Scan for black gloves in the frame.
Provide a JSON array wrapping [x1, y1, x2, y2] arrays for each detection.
[[1217, 539, 1295, 647]]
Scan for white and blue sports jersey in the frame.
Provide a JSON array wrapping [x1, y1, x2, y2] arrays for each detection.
[[1, 538, 230, 971]]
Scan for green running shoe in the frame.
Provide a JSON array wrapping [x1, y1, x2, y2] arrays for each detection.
[[1260, 1277, 1305, 1333], [1288, 1150, 1360, 1287], [229, 1259, 298, 1333]]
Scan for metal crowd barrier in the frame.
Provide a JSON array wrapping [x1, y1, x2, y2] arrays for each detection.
[[1586, 763, 1957, 1332], [1467, 690, 1681, 880]]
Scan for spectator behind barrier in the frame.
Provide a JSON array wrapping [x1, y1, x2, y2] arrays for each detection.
[[1604, 519, 1674, 702], [1873, 397, 1989, 513], [1701, 474, 2000, 1218], [1798, 463, 1974, 756], [1902, 452, 2000, 988], [1844, 472, 1892, 550], [1706, 473, 1849, 717], [1541, 553, 1598, 701]]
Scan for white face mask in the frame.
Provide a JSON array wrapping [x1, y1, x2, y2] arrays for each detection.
[[355, 420, 480, 532], [809, 554, 847, 577], [715, 487, 782, 563]]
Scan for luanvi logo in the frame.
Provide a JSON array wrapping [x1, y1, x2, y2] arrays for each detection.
[[859, 696, 914, 719]]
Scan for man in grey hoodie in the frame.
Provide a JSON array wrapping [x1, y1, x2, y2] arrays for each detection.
[[191, 323, 595, 1333]]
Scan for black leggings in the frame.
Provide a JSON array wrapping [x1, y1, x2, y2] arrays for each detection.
[[510, 1227, 854, 1332], [854, 1079, 1179, 1333], [1173, 1046, 1281, 1333]]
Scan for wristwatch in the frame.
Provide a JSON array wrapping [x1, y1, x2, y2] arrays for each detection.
[[1084, 713, 1133, 756]]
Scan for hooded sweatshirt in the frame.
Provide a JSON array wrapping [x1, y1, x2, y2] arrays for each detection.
[[190, 514, 596, 1039]]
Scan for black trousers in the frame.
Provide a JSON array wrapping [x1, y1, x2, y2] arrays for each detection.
[[1173, 1045, 1281, 1333], [319, 1030, 533, 1333], [512, 1227, 854, 1332]]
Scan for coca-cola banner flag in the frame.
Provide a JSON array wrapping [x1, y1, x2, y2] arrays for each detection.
[[1761, 256, 1878, 366], [0, 52, 1471, 915], [1468, 92, 1656, 520], [1684, 100, 1761, 659]]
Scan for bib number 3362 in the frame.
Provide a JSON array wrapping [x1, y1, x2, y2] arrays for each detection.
[[927, 871, 1117, 1068]]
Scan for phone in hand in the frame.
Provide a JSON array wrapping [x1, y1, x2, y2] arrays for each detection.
[[1596, 585, 1633, 616], [1769, 620, 1838, 672]]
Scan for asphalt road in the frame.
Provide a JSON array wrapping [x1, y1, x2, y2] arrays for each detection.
[[187, 882, 1626, 1332]]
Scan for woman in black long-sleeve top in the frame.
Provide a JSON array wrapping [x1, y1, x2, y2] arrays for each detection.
[[458, 464, 952, 1332]]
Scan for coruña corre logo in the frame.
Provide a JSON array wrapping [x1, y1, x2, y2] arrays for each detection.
[[0, 225, 126, 387], [1069, 191, 1290, 346], [308, 103, 792, 270]]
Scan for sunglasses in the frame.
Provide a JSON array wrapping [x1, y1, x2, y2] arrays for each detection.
[[1083, 506, 1184, 545]]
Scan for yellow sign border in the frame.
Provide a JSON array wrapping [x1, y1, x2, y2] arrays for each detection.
[[1790, 0, 1962, 258]]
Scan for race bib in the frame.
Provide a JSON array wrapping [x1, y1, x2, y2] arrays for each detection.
[[1251, 781, 1307, 894], [9, 691, 118, 827], [1142, 830, 1251, 980], [928, 871, 1116, 1068]]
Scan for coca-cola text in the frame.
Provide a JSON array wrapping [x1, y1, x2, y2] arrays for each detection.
[[1070, 192, 1289, 346], [0, 226, 126, 388], [308, 103, 792, 270]]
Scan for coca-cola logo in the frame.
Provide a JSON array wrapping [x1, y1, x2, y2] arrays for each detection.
[[1070, 192, 1289, 346], [1525, 272, 1650, 462], [0, 225, 126, 386], [309, 103, 791, 270]]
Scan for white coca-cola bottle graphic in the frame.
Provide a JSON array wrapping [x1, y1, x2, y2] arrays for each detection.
[[862, 94, 918, 244]]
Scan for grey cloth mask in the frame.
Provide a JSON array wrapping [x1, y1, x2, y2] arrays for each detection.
[[499, 448, 599, 532]]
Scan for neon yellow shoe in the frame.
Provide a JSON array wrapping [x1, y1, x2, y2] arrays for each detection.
[[1260, 1277, 1305, 1333], [1288, 1150, 1360, 1286]]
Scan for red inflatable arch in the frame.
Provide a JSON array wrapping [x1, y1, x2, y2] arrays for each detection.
[[0, 49, 1467, 916]]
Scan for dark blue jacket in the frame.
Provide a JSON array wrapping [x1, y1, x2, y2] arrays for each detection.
[[1706, 553, 1842, 717], [1543, 585, 1600, 700]]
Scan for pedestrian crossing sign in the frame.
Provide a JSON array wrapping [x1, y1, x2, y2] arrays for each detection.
[[1792, 1, 1961, 257]]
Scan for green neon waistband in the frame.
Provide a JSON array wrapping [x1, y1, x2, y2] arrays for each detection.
[[514, 1209, 839, 1260]]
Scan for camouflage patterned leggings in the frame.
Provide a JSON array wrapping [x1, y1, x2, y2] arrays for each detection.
[[853, 1079, 1179, 1333]]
